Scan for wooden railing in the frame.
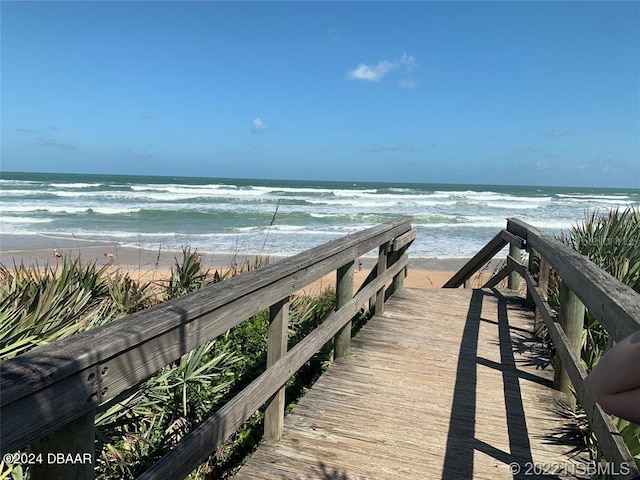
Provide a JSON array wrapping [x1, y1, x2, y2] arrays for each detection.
[[445, 218, 640, 479], [0, 217, 416, 480]]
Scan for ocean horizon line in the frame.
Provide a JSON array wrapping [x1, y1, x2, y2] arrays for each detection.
[[1, 170, 638, 193]]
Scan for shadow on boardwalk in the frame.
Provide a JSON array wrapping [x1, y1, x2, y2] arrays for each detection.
[[442, 289, 534, 478], [235, 288, 590, 480]]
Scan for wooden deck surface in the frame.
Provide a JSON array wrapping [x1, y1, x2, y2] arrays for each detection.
[[234, 288, 590, 480]]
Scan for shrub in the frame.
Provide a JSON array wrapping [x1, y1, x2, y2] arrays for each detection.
[[558, 206, 640, 467]]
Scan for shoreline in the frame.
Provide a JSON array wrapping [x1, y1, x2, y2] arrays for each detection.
[[0, 233, 495, 272], [0, 235, 506, 292]]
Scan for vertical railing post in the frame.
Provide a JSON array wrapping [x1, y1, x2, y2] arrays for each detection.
[[388, 246, 407, 297], [553, 282, 585, 410], [264, 297, 289, 443], [375, 243, 390, 314], [538, 256, 550, 301], [508, 242, 521, 291], [30, 410, 96, 480], [390, 253, 405, 293], [334, 261, 355, 360], [534, 255, 550, 331], [524, 248, 538, 309]]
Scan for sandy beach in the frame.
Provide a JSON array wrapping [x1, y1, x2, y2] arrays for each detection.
[[0, 234, 506, 293]]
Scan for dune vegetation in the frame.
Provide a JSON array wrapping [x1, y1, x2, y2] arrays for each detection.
[[556, 206, 640, 467], [0, 248, 340, 479]]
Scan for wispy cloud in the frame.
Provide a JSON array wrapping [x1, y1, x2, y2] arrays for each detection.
[[535, 161, 550, 170], [139, 114, 153, 121], [397, 79, 418, 89], [327, 27, 341, 42], [252, 118, 268, 133], [540, 130, 569, 137], [35, 138, 77, 151], [122, 148, 154, 160], [347, 52, 417, 84], [399, 52, 417, 70], [366, 141, 418, 153], [17, 128, 38, 134], [515, 146, 542, 153]]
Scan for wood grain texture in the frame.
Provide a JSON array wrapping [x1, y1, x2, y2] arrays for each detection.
[[443, 231, 508, 288], [553, 283, 585, 408], [264, 298, 289, 443], [501, 229, 525, 249], [137, 256, 409, 480], [334, 262, 355, 360], [523, 270, 638, 477], [391, 228, 417, 252], [507, 218, 640, 343], [1, 218, 412, 453], [508, 243, 522, 290], [234, 288, 594, 480]]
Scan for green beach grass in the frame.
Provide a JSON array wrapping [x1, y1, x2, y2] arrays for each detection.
[[0, 248, 343, 479]]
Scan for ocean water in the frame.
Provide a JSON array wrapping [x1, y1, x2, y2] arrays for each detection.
[[1, 171, 638, 259]]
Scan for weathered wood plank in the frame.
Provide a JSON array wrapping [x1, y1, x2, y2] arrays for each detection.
[[375, 242, 389, 314], [264, 298, 289, 443], [1, 218, 412, 453], [508, 243, 522, 290], [137, 255, 408, 480], [500, 229, 525, 249], [523, 270, 639, 477], [507, 218, 640, 343], [391, 227, 417, 251], [443, 231, 507, 288], [553, 282, 585, 410], [234, 288, 593, 480], [334, 261, 355, 359], [482, 265, 509, 289], [30, 410, 95, 480]]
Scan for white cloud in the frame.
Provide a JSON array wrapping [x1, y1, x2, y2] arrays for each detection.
[[515, 146, 541, 153], [35, 138, 77, 151], [367, 141, 418, 153], [347, 52, 417, 83], [400, 52, 417, 70], [540, 130, 569, 137], [252, 118, 268, 133], [347, 61, 396, 82]]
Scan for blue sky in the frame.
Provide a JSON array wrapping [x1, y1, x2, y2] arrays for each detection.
[[1, 1, 639, 188]]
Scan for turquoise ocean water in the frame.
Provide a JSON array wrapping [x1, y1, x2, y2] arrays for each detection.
[[1, 171, 638, 258]]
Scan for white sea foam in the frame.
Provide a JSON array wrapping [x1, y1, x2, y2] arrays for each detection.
[[50, 183, 102, 189], [0, 205, 141, 214], [3, 174, 638, 259], [557, 194, 631, 200], [0, 216, 53, 224], [0, 189, 47, 196]]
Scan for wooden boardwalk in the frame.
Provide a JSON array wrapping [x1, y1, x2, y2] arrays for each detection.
[[235, 288, 590, 480]]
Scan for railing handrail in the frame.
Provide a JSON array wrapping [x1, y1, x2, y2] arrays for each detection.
[[446, 218, 640, 479], [140, 252, 410, 479], [506, 218, 640, 342], [1, 217, 413, 458]]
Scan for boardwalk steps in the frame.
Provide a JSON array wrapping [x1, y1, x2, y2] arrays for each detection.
[[235, 288, 590, 480]]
